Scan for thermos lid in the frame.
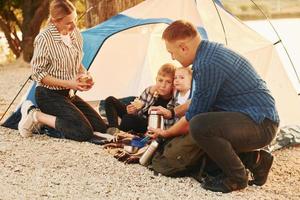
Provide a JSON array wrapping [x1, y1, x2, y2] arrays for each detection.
[[149, 110, 158, 115]]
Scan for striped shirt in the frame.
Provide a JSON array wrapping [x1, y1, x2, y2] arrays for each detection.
[[31, 23, 83, 90], [186, 40, 280, 124]]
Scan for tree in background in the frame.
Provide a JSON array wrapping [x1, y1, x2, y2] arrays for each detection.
[[0, 0, 50, 63], [85, 0, 144, 27], [0, 0, 85, 64]]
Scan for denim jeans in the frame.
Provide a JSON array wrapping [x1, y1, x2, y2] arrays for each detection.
[[105, 96, 127, 127], [35, 86, 107, 141], [189, 112, 278, 182], [119, 114, 148, 133], [105, 96, 148, 133]]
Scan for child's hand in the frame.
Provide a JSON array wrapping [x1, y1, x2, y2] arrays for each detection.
[[126, 104, 138, 114], [150, 85, 159, 97], [130, 98, 144, 110]]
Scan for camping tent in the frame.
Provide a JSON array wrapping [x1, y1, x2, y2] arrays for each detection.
[[2, 0, 300, 128]]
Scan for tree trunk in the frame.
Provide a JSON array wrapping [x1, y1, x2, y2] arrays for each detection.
[[21, 0, 50, 62], [85, 0, 100, 27], [0, 0, 50, 63], [85, 0, 144, 27], [0, 18, 21, 58]]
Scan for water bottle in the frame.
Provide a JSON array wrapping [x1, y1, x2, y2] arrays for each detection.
[[139, 139, 159, 166]]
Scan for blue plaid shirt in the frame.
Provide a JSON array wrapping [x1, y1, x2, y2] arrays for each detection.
[[186, 40, 280, 124]]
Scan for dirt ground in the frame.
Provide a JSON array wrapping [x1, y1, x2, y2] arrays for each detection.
[[0, 65, 299, 199]]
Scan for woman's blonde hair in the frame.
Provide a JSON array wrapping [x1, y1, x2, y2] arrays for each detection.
[[49, 0, 76, 22]]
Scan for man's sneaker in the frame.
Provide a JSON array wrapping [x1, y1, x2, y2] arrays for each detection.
[[248, 150, 274, 186], [18, 100, 39, 137]]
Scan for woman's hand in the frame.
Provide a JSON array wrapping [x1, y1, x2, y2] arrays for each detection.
[[126, 104, 138, 114], [75, 73, 94, 91]]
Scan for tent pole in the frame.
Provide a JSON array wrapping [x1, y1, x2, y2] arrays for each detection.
[[249, 0, 300, 91], [211, 0, 228, 45], [0, 76, 31, 123]]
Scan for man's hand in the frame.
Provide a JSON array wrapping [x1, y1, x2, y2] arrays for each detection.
[[149, 106, 172, 119], [146, 117, 189, 139], [146, 127, 167, 139]]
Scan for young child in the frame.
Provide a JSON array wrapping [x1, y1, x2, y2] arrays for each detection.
[[162, 67, 192, 129], [104, 63, 176, 134], [149, 67, 192, 129], [173, 67, 192, 106]]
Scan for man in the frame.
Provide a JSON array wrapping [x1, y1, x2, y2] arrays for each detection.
[[149, 20, 279, 193]]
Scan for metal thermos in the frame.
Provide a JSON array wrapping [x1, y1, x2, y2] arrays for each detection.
[[148, 111, 164, 130], [139, 139, 159, 166]]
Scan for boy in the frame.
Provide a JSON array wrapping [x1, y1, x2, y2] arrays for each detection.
[[105, 63, 176, 134]]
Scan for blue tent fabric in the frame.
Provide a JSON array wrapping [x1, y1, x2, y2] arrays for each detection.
[[2, 82, 37, 129], [2, 107, 21, 130], [82, 14, 208, 68], [214, 0, 223, 7]]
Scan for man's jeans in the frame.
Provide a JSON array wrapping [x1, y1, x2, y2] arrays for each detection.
[[35, 86, 107, 141], [189, 112, 278, 182]]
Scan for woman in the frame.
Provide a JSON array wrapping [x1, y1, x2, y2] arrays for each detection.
[[18, 0, 107, 141]]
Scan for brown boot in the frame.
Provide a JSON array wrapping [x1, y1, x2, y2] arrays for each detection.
[[202, 173, 248, 193], [248, 150, 274, 186]]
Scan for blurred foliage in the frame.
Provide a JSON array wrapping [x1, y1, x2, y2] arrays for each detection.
[[85, 0, 144, 27], [72, 0, 86, 29], [0, 0, 86, 63], [222, 0, 300, 20]]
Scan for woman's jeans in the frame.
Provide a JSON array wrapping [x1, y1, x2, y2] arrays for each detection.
[[35, 86, 107, 141], [189, 112, 278, 182]]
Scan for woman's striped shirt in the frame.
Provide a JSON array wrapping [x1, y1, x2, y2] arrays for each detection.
[[31, 23, 83, 90]]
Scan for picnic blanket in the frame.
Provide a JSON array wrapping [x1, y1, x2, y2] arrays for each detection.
[[95, 131, 149, 164], [266, 125, 300, 152]]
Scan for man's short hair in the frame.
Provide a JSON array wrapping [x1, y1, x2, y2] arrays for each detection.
[[157, 63, 176, 78], [162, 20, 198, 42]]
